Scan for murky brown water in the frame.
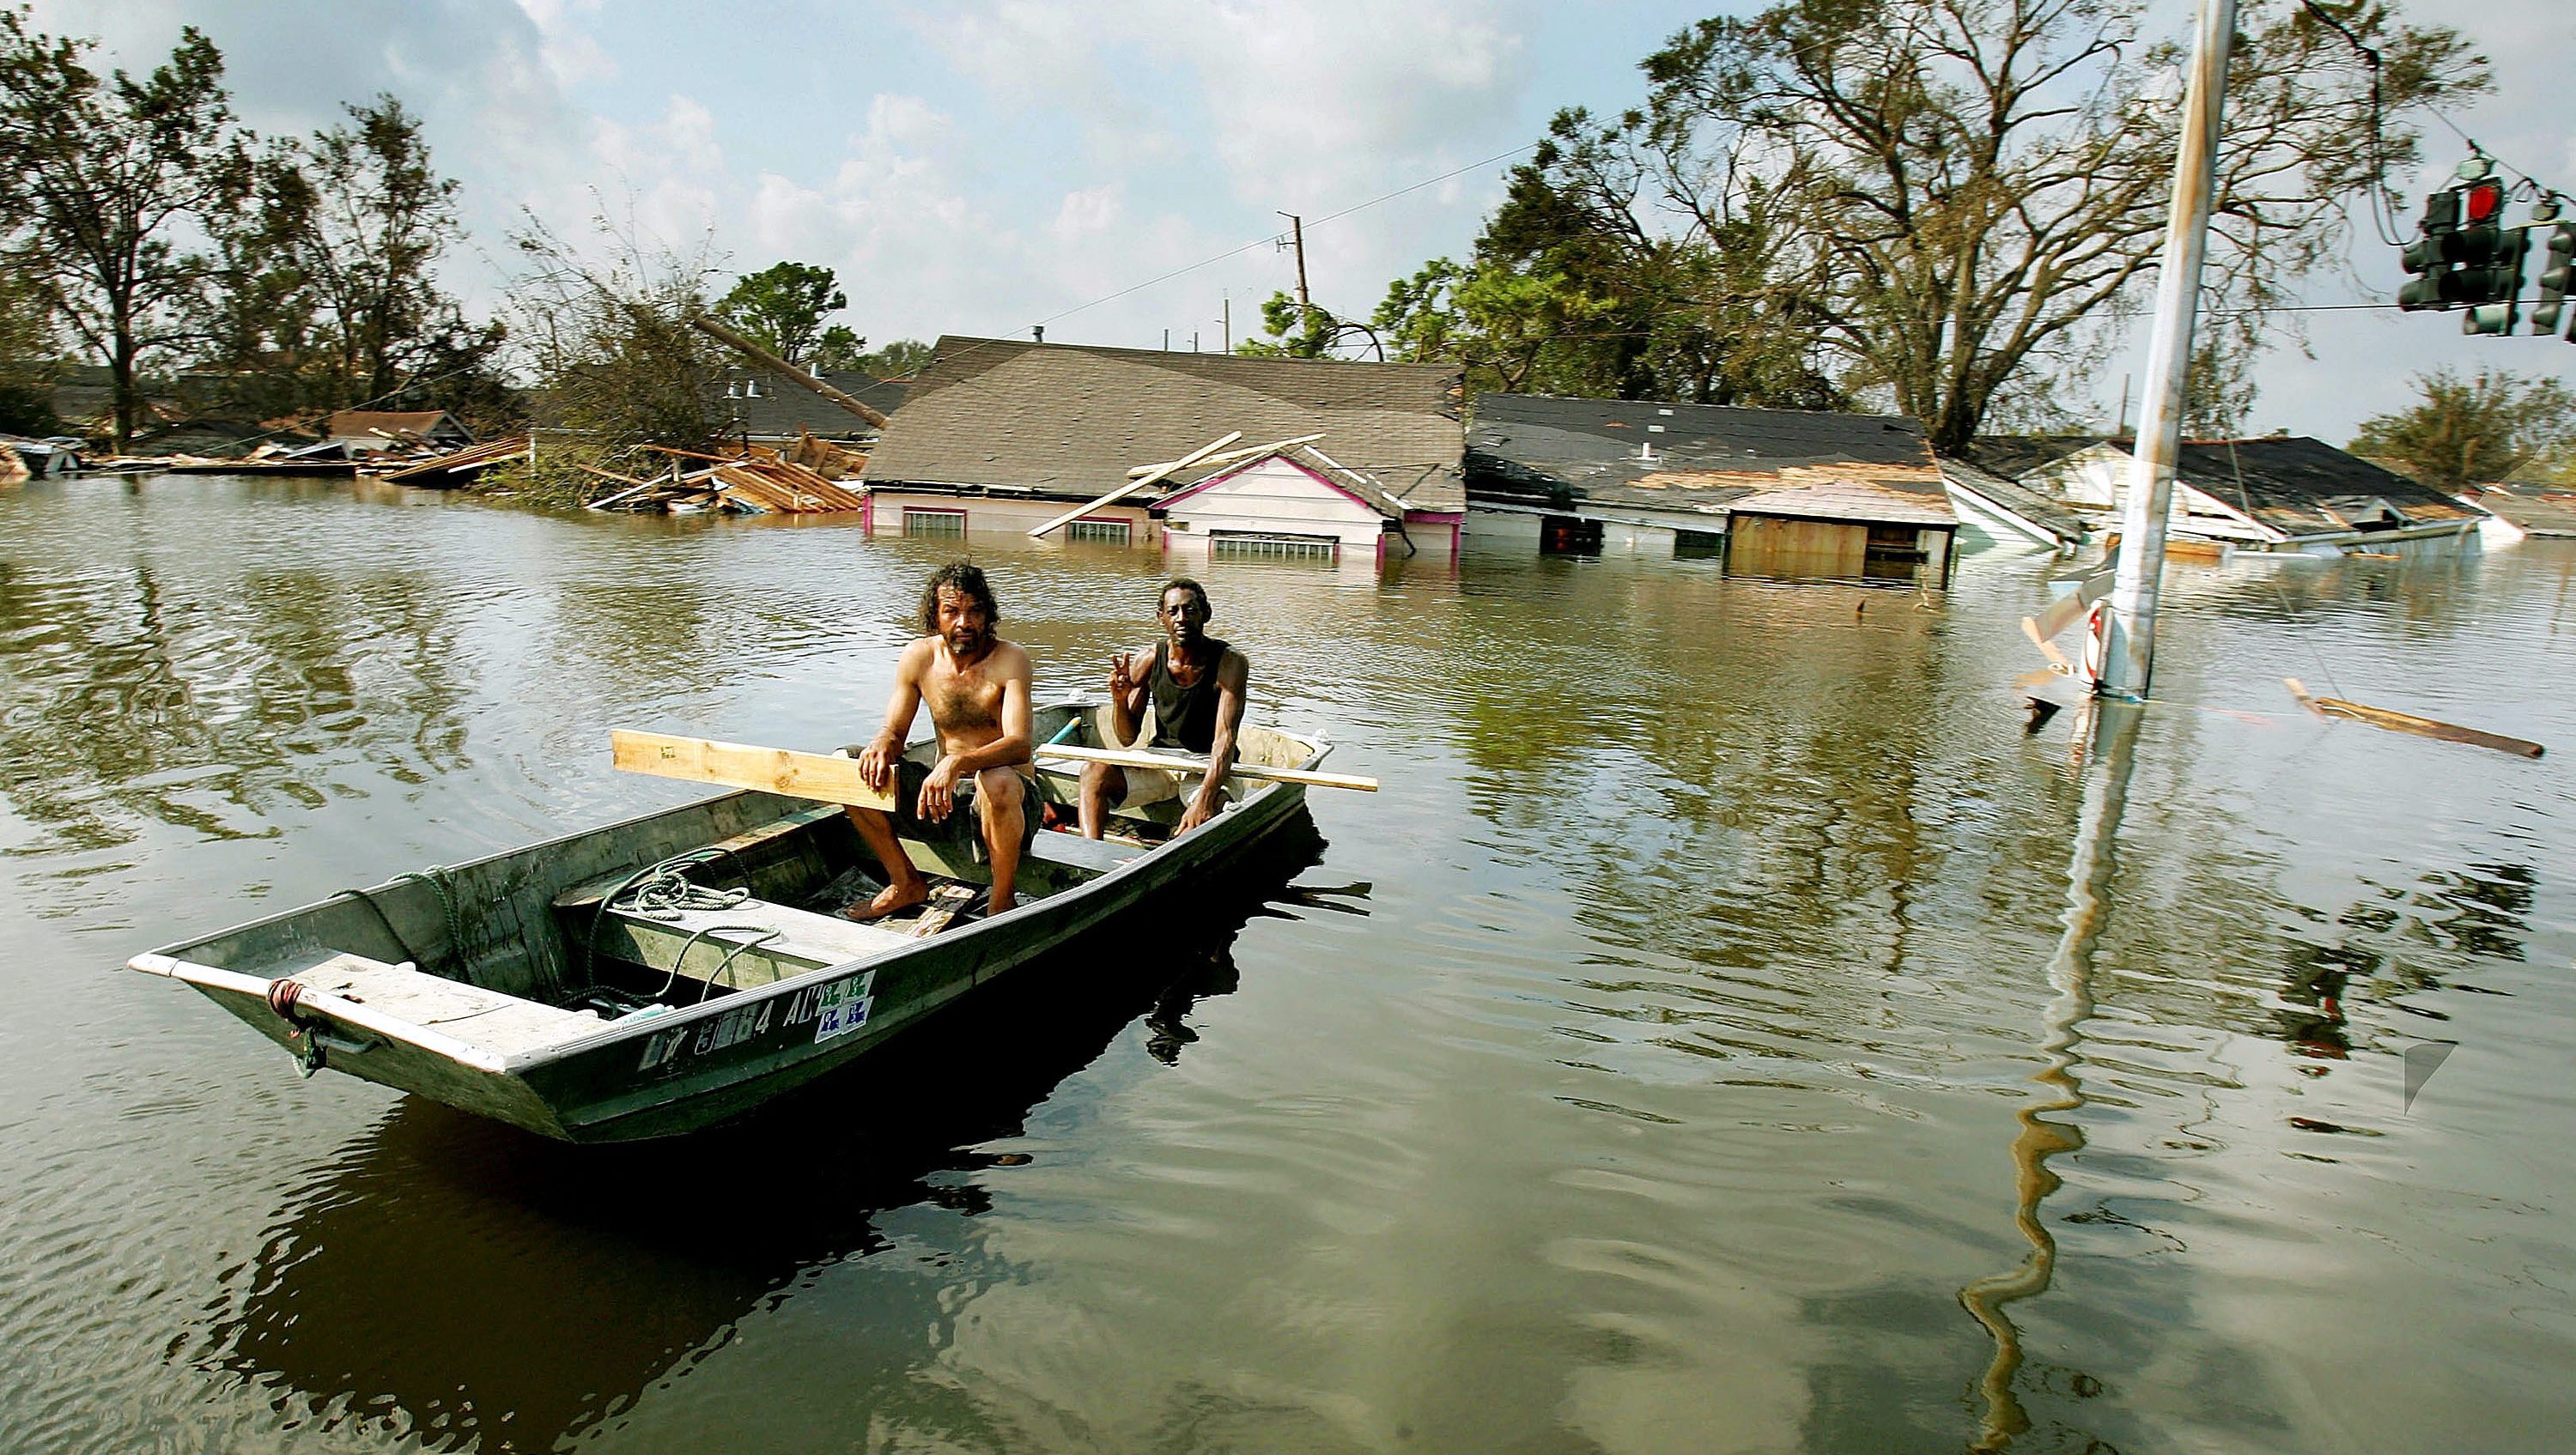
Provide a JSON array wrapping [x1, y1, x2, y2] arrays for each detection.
[[3, 472, 2572, 1453]]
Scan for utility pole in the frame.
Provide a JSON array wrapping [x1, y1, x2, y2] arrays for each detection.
[[1220, 294, 1230, 354], [1279, 212, 1311, 318], [2097, 0, 2236, 700]]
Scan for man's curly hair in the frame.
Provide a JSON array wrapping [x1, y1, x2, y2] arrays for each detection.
[[918, 560, 999, 634]]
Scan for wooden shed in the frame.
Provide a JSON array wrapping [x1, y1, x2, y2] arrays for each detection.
[[1724, 476, 1959, 585]]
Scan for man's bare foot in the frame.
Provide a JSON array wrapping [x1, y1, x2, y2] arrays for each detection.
[[841, 881, 929, 922]]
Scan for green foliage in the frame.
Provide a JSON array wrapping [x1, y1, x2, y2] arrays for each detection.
[[203, 95, 502, 424], [1367, 152, 1842, 408], [2348, 368, 2576, 490], [0, 266, 56, 433], [507, 215, 726, 458], [0, 8, 250, 448], [861, 337, 933, 378], [714, 261, 846, 367], [814, 332, 933, 379]]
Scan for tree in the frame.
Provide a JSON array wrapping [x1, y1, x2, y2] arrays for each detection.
[[714, 261, 845, 367], [0, 11, 248, 448], [1391, 0, 2481, 448], [208, 95, 497, 417], [1358, 143, 1844, 408], [2348, 367, 2576, 489], [0, 267, 56, 433], [507, 212, 725, 457], [857, 336, 933, 378], [808, 328, 933, 378]]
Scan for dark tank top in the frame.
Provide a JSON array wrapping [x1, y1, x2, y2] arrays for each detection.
[[1148, 640, 1229, 753]]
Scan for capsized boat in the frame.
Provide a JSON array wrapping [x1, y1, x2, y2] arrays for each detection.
[[129, 700, 1333, 1143]]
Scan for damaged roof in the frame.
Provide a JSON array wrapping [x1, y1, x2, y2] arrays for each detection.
[[1955, 434, 2122, 480], [712, 366, 907, 440], [2167, 437, 2481, 537], [861, 336, 1465, 510], [1466, 393, 1950, 524]]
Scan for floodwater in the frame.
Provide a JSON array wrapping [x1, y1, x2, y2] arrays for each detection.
[[3, 473, 2572, 1455]]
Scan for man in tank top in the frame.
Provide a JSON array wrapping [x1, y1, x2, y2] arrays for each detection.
[[1078, 577, 1249, 839]]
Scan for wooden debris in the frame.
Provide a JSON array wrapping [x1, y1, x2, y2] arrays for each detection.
[[374, 436, 531, 484], [2284, 678, 2543, 759]]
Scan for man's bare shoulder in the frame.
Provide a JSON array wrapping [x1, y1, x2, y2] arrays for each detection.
[[894, 635, 939, 677], [986, 639, 1034, 682]]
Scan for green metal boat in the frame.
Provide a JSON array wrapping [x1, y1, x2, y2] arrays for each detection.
[[128, 700, 1330, 1143]]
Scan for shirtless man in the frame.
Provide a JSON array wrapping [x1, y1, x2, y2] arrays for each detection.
[[1078, 577, 1249, 839], [847, 561, 1036, 918]]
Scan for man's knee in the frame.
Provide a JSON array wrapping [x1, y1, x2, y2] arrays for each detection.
[[976, 768, 1026, 814]]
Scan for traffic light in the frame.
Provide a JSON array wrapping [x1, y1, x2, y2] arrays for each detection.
[[2456, 178, 2528, 334], [2398, 187, 2463, 311], [2533, 221, 2575, 336]]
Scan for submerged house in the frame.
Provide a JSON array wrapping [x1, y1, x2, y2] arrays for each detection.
[[859, 337, 1465, 560], [1977, 434, 2486, 554], [1464, 394, 1959, 584]]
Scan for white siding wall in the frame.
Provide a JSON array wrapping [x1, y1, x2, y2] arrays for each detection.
[[1163, 458, 1387, 549]]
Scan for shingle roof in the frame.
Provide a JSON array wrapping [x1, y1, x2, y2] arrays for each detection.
[[1956, 434, 2120, 479], [2167, 438, 2479, 535], [712, 366, 906, 440], [861, 336, 1464, 510], [1939, 458, 2089, 544], [1466, 393, 1948, 522]]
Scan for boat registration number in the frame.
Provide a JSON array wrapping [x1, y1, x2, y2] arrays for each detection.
[[634, 969, 878, 1071]]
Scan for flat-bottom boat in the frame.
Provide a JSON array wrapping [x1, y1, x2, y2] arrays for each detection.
[[129, 700, 1329, 1142]]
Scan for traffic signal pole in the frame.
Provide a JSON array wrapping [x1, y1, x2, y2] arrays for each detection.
[[2099, 0, 2237, 700]]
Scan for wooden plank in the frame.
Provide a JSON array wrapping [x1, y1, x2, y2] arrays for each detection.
[[2284, 679, 2544, 759], [1033, 743, 1375, 791], [1124, 433, 1324, 479], [611, 730, 898, 809], [1029, 431, 1242, 538]]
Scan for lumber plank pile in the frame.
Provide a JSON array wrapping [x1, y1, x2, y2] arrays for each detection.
[[586, 444, 865, 515], [374, 436, 532, 485]]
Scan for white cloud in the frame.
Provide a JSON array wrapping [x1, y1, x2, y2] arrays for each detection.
[[1053, 183, 1125, 239], [511, 0, 616, 88]]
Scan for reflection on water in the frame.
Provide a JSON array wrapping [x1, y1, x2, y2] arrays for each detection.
[[0, 555, 471, 859], [4, 476, 2575, 1453], [197, 821, 1323, 1452]]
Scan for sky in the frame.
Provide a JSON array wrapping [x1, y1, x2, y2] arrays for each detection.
[[27, 0, 2576, 443]]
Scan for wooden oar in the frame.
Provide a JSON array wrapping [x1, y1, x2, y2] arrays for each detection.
[[611, 730, 896, 809], [2283, 679, 2544, 759], [1033, 743, 1376, 791]]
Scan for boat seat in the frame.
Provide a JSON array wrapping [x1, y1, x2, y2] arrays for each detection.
[[1026, 829, 1150, 876], [278, 950, 606, 1057], [590, 895, 912, 990]]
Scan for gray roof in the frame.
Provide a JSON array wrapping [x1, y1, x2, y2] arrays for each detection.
[[860, 336, 1464, 510], [1939, 458, 2088, 544], [711, 366, 906, 441], [2168, 437, 2480, 535], [1466, 392, 1948, 523], [1956, 435, 2121, 480]]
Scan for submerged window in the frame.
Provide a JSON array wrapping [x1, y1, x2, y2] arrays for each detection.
[[1212, 531, 1339, 564], [902, 508, 966, 538], [1066, 518, 1132, 546]]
